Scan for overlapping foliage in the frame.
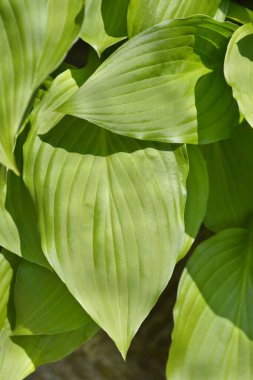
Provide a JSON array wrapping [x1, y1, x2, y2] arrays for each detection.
[[0, 0, 252, 379]]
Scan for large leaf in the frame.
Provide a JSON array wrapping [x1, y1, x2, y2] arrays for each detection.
[[61, 17, 239, 145], [201, 122, 253, 231], [128, 0, 222, 36], [167, 227, 253, 379], [224, 22, 253, 128], [0, 250, 98, 380], [81, 0, 128, 56], [0, 0, 84, 172], [14, 260, 95, 335], [23, 115, 188, 357], [177, 145, 209, 261], [0, 129, 49, 268]]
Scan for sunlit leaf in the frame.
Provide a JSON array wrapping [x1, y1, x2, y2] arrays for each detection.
[[128, 0, 222, 36], [62, 17, 239, 145], [224, 22, 253, 127], [201, 122, 253, 231], [167, 227, 253, 379], [81, 0, 128, 56], [14, 260, 96, 335], [0, 0, 84, 172], [23, 115, 188, 357]]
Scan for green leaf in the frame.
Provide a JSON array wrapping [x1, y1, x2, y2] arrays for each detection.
[[224, 22, 253, 128], [167, 227, 253, 379], [177, 145, 209, 261], [12, 323, 98, 368], [226, 2, 253, 24], [0, 250, 98, 380], [23, 115, 188, 357], [0, 0, 84, 172], [81, 0, 128, 56], [61, 17, 239, 145], [0, 167, 21, 256], [128, 0, 223, 37], [214, 0, 231, 21], [14, 260, 95, 335], [0, 250, 19, 331], [0, 129, 49, 268], [201, 122, 253, 231]]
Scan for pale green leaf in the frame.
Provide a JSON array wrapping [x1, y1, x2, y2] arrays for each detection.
[[14, 260, 96, 335], [167, 227, 253, 379], [61, 17, 239, 145], [128, 0, 222, 37], [81, 0, 127, 56], [0, 0, 84, 172], [23, 115, 188, 357], [0, 167, 21, 256], [201, 122, 253, 231], [177, 145, 209, 261], [224, 22, 253, 127], [0, 131, 49, 268], [214, 0, 231, 21]]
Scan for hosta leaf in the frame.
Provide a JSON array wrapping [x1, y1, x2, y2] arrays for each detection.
[[214, 0, 231, 21], [14, 260, 95, 335], [201, 122, 253, 231], [0, 250, 19, 331], [61, 17, 239, 145], [226, 2, 253, 24], [12, 323, 98, 368], [81, 0, 128, 56], [23, 116, 188, 357], [0, 130, 49, 268], [177, 145, 209, 261], [224, 22, 253, 127], [128, 0, 222, 36], [0, 167, 20, 255], [0, 250, 98, 380], [167, 227, 253, 379], [0, 0, 84, 172]]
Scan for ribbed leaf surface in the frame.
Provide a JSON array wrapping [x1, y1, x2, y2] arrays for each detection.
[[23, 115, 188, 357], [62, 17, 239, 145], [167, 227, 253, 379], [0, 0, 84, 172], [128, 0, 222, 36]]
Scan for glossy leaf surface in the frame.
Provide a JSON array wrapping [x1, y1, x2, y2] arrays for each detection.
[[62, 17, 238, 145], [167, 227, 253, 379]]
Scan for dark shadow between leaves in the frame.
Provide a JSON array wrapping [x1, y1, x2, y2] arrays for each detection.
[[40, 115, 181, 157]]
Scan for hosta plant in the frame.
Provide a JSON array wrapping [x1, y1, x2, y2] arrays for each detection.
[[0, 0, 253, 379]]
